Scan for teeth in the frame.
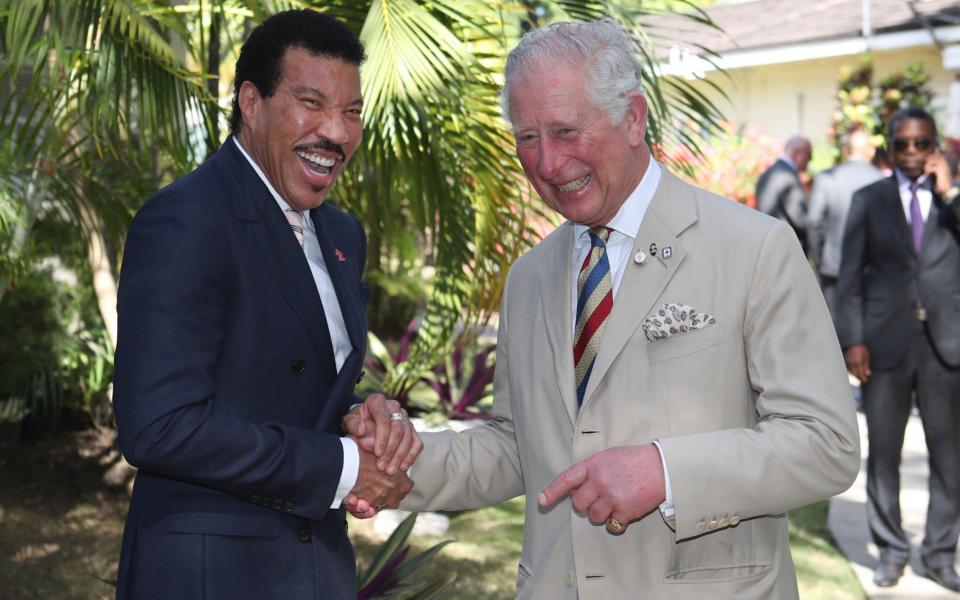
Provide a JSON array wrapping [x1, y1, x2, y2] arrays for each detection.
[[297, 151, 336, 168], [557, 175, 590, 193]]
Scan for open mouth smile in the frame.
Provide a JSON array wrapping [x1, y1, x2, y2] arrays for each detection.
[[557, 175, 591, 193]]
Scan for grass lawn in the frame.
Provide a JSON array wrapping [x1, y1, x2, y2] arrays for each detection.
[[351, 498, 865, 599], [0, 431, 863, 599]]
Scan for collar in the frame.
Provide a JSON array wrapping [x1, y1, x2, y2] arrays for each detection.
[[779, 155, 798, 173], [232, 136, 310, 219], [573, 160, 662, 246], [895, 169, 931, 192]]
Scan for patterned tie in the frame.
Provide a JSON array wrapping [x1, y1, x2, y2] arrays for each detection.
[[284, 208, 305, 247], [909, 180, 924, 253], [573, 227, 613, 406]]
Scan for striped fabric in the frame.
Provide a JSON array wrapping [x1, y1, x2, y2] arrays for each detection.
[[573, 227, 613, 406], [284, 208, 305, 247]]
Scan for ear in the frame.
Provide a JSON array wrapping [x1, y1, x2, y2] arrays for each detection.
[[623, 92, 649, 148], [238, 81, 261, 131]]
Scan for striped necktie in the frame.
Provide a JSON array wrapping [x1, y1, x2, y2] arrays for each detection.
[[573, 227, 613, 406], [284, 208, 305, 247]]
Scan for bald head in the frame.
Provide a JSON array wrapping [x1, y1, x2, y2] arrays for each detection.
[[785, 135, 812, 172], [845, 129, 875, 162]]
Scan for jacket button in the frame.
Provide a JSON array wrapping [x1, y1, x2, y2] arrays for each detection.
[[291, 359, 306, 374], [272, 499, 283, 510], [298, 527, 311, 543], [565, 571, 575, 586], [283, 501, 294, 512]]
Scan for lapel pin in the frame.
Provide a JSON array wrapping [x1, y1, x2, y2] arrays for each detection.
[[634, 251, 647, 265], [662, 246, 673, 259], [649, 242, 658, 256], [335, 249, 347, 263]]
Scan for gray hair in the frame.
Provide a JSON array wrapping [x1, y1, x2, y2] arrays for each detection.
[[501, 18, 645, 127]]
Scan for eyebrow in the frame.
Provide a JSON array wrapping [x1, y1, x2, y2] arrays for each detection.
[[289, 85, 363, 107]]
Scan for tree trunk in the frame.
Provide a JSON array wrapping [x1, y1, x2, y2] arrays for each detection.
[[77, 199, 118, 351]]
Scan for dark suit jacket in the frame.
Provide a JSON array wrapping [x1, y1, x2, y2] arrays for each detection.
[[113, 138, 369, 599], [836, 175, 960, 369], [756, 158, 808, 250]]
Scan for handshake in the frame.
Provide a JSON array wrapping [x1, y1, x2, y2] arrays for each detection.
[[340, 394, 423, 519]]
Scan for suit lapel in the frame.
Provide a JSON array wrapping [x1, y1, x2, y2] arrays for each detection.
[[218, 139, 337, 366], [536, 223, 579, 426], [311, 209, 363, 355], [880, 176, 917, 256], [580, 171, 696, 411]]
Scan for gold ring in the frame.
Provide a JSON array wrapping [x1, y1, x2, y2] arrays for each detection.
[[605, 517, 624, 533]]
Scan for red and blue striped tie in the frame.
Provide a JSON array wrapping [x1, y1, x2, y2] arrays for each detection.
[[574, 227, 613, 406]]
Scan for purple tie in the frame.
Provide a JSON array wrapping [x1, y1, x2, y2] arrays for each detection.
[[910, 181, 924, 253]]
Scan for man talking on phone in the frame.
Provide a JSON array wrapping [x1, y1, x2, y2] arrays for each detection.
[[837, 106, 960, 591]]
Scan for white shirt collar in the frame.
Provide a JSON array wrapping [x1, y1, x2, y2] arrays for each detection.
[[573, 159, 662, 245], [232, 136, 311, 221], [895, 169, 930, 191]]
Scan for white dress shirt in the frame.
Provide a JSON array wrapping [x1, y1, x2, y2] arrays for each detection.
[[233, 138, 358, 507], [895, 169, 933, 225], [568, 160, 676, 522]]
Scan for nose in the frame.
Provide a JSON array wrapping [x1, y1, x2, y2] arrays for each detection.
[[537, 137, 564, 180], [315, 111, 351, 146]]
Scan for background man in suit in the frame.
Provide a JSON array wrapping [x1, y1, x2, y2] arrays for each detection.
[[836, 106, 960, 591], [346, 18, 858, 598], [756, 134, 813, 253], [113, 11, 418, 599], [808, 127, 883, 321]]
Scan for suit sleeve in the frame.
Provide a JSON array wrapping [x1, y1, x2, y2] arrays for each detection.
[[835, 189, 869, 349], [114, 190, 346, 521], [806, 173, 830, 268], [657, 221, 860, 541], [399, 273, 524, 511]]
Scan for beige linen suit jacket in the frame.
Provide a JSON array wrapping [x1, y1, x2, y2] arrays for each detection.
[[401, 171, 860, 599]]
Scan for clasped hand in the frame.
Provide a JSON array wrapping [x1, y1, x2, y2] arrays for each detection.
[[340, 393, 423, 518]]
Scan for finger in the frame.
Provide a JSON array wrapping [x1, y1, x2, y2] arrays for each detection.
[[386, 424, 414, 475], [353, 434, 376, 454], [378, 417, 406, 472], [569, 482, 600, 514], [539, 462, 589, 507], [367, 394, 391, 457], [342, 411, 366, 437], [400, 427, 423, 472], [587, 498, 613, 525], [606, 512, 629, 535]]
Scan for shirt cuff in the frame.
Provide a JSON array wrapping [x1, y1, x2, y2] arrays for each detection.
[[652, 440, 675, 525], [332, 437, 359, 508]]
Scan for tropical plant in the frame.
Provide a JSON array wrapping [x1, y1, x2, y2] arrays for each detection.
[[828, 55, 933, 164], [356, 512, 456, 599], [0, 0, 725, 409], [663, 120, 780, 207]]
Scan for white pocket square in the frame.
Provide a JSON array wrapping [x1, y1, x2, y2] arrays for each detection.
[[642, 303, 716, 342]]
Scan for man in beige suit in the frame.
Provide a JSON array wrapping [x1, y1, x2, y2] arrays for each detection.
[[346, 18, 859, 599]]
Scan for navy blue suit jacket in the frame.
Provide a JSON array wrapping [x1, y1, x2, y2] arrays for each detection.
[[113, 138, 368, 599]]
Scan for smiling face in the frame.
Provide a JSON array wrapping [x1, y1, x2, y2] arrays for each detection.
[[237, 47, 363, 211], [891, 117, 936, 181], [508, 60, 649, 227]]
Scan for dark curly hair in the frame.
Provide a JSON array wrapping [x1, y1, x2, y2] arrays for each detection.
[[228, 10, 366, 135]]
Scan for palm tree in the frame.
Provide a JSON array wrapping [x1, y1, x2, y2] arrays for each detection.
[[0, 0, 723, 400]]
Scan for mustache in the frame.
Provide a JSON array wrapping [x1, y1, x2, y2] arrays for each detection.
[[294, 140, 346, 162]]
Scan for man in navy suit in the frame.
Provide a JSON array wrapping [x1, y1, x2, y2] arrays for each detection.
[[113, 10, 419, 599], [837, 107, 960, 591]]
